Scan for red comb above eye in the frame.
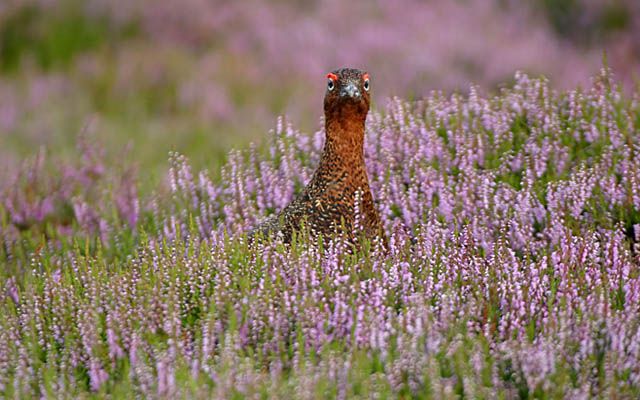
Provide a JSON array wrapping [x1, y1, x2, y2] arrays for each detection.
[[363, 73, 369, 81], [326, 73, 338, 81]]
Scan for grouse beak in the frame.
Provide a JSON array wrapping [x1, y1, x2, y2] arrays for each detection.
[[340, 82, 360, 99]]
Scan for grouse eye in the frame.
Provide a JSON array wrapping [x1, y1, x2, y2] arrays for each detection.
[[326, 72, 338, 92], [363, 78, 370, 92]]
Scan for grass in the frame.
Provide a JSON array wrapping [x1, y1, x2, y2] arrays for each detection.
[[1, 3, 640, 396], [2, 69, 640, 398]]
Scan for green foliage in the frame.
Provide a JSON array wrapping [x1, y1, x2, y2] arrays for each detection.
[[0, 1, 137, 72], [542, 0, 631, 43]]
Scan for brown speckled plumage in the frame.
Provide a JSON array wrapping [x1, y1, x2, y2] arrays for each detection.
[[250, 68, 386, 246]]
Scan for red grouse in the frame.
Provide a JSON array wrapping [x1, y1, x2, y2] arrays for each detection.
[[250, 68, 386, 247]]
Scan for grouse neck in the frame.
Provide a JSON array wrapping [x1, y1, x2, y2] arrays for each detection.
[[321, 116, 366, 168]]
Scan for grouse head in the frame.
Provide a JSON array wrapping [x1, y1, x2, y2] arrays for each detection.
[[324, 68, 371, 122]]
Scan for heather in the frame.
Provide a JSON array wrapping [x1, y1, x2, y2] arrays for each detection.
[[1, 69, 640, 398]]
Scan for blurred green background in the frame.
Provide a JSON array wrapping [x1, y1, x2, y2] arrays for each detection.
[[1, 0, 638, 189]]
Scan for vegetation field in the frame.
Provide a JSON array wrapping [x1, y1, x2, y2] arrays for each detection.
[[2, 68, 640, 398], [2, 1, 640, 398]]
